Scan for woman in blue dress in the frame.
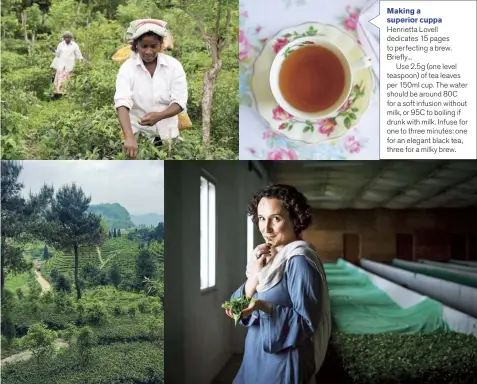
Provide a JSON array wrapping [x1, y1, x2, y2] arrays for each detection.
[[225, 184, 331, 384]]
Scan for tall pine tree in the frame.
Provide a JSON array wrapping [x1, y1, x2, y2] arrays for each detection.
[[1, 161, 53, 297], [43, 244, 49, 260], [43, 183, 105, 300]]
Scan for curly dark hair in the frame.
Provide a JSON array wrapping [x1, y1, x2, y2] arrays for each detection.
[[247, 184, 312, 235], [131, 32, 164, 52]]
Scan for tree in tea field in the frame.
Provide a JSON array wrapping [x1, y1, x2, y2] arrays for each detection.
[[55, 274, 72, 294], [118, 228, 121, 237], [109, 263, 121, 288], [173, 0, 236, 146], [154, 222, 164, 242], [43, 244, 50, 260], [136, 249, 157, 289], [43, 183, 105, 300], [1, 160, 54, 297], [21, 322, 57, 365], [76, 326, 97, 365]]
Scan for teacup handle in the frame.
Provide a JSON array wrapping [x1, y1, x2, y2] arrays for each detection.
[[350, 56, 372, 72]]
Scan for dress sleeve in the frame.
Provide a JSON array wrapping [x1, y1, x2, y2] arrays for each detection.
[[55, 43, 62, 58], [169, 61, 188, 111], [230, 283, 259, 327], [114, 63, 134, 110], [74, 43, 85, 61], [260, 255, 323, 354]]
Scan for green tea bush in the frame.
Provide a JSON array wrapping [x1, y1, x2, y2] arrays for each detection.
[[94, 315, 162, 345], [322, 331, 477, 384], [1, 341, 163, 384]]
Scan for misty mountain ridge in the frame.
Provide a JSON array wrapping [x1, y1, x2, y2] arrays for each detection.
[[131, 213, 164, 227]]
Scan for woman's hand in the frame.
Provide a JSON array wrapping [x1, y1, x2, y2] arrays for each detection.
[[139, 112, 162, 126], [225, 308, 234, 319], [124, 135, 138, 158], [250, 243, 278, 276], [240, 299, 272, 318]]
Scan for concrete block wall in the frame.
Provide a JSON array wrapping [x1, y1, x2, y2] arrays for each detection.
[[164, 161, 269, 384]]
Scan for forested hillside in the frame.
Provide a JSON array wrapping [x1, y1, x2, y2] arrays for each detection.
[[1, 0, 238, 160], [88, 203, 134, 229]]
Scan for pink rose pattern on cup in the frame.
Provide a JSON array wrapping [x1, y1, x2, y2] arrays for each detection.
[[272, 106, 294, 121], [273, 38, 289, 53], [272, 82, 366, 136]]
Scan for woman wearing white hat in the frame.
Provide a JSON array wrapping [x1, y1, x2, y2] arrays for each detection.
[[114, 19, 188, 159]]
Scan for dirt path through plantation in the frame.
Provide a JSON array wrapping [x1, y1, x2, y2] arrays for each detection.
[[1, 266, 66, 366], [97, 246, 104, 266], [35, 270, 51, 294], [1, 339, 68, 366]]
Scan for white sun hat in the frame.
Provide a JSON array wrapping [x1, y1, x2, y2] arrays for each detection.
[[129, 19, 168, 41]]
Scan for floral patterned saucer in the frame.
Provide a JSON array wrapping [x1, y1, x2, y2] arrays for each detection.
[[251, 22, 373, 144]]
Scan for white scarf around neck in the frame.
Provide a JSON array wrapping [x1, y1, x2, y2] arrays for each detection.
[[246, 240, 320, 292]]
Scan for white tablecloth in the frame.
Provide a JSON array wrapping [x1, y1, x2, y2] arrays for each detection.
[[239, 0, 379, 160]]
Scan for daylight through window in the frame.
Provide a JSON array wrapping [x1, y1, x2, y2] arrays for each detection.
[[247, 215, 255, 263], [200, 176, 216, 290]]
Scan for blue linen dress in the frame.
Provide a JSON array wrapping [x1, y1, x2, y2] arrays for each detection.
[[231, 255, 324, 384]]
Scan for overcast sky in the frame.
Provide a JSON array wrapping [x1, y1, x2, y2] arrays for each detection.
[[18, 161, 164, 215]]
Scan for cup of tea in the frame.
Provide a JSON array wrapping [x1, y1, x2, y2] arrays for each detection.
[[269, 36, 372, 120]]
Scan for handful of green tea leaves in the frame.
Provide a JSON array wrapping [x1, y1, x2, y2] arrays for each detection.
[[222, 296, 254, 326]]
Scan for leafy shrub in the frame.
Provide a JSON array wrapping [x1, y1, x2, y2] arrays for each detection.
[[127, 305, 137, 317], [83, 301, 109, 326], [113, 305, 123, 316], [12, 302, 78, 335], [1, 336, 24, 359], [94, 316, 162, 345], [1, 341, 164, 384], [15, 288, 24, 300], [54, 292, 74, 313], [138, 299, 148, 314], [66, 61, 117, 110], [40, 291, 54, 304], [323, 331, 477, 384], [75, 326, 97, 365], [2, 66, 53, 100], [54, 274, 72, 293], [20, 322, 57, 365]]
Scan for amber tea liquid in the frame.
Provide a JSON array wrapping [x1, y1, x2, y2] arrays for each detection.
[[279, 45, 346, 113]]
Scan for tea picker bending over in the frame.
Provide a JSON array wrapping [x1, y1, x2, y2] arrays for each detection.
[[114, 19, 188, 159]]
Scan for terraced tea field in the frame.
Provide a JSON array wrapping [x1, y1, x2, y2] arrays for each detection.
[[42, 237, 141, 279]]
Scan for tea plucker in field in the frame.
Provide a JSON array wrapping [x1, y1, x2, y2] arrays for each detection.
[[225, 184, 331, 384], [114, 19, 188, 159], [50, 31, 87, 98]]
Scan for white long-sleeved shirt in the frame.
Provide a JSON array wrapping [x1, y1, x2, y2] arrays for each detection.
[[114, 53, 188, 140], [51, 40, 84, 72]]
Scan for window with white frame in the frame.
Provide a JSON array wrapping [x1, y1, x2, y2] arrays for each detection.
[[247, 215, 255, 263], [200, 175, 216, 290]]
